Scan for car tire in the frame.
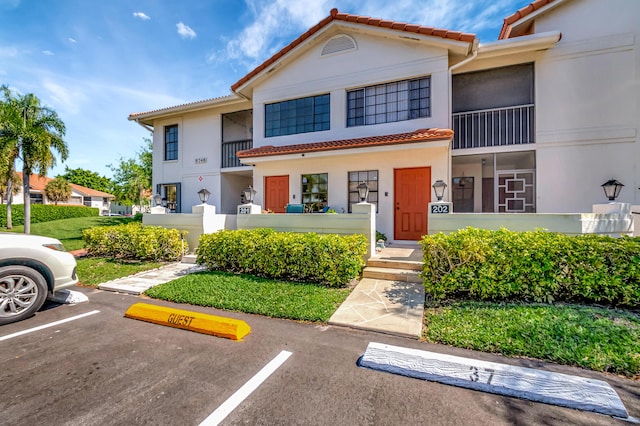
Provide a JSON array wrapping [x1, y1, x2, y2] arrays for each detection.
[[0, 266, 48, 325]]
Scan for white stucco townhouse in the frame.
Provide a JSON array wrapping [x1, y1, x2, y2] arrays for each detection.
[[129, 0, 640, 242]]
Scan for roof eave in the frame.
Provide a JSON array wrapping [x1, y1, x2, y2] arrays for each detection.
[[127, 93, 246, 124], [238, 138, 451, 163], [477, 30, 561, 60], [500, 0, 566, 40]]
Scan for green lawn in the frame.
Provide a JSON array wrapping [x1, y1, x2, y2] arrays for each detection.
[[4, 215, 137, 251], [145, 270, 351, 322], [3, 216, 162, 285], [76, 257, 163, 286], [423, 301, 640, 378]]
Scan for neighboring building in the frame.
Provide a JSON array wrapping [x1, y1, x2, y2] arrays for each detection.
[[128, 0, 640, 242], [10, 173, 114, 216]]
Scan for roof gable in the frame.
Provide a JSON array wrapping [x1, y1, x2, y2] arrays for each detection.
[[499, 0, 561, 40], [16, 173, 114, 198], [231, 8, 475, 95]]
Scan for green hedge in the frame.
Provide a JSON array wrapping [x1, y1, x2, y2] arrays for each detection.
[[196, 228, 367, 287], [0, 204, 98, 227], [421, 228, 640, 307], [83, 223, 188, 261]]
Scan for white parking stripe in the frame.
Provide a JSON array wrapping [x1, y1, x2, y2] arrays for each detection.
[[0, 310, 100, 342], [199, 350, 292, 426]]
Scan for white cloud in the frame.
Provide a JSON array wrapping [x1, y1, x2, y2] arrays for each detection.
[[68, 37, 77, 43], [225, 0, 330, 62], [176, 22, 197, 39], [133, 11, 150, 21], [42, 50, 54, 56]]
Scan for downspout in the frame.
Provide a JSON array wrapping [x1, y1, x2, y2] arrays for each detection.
[[446, 39, 479, 201]]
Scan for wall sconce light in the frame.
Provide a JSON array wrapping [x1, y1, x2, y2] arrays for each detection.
[[601, 179, 623, 201], [432, 179, 447, 202], [153, 193, 162, 206], [197, 187, 211, 204], [243, 185, 257, 203], [357, 181, 369, 203]]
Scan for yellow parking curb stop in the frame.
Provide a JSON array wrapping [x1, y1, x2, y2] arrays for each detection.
[[124, 302, 251, 341]]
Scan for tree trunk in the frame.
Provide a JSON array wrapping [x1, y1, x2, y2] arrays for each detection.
[[23, 170, 30, 234], [6, 178, 12, 229]]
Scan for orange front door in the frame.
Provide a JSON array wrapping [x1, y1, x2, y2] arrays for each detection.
[[394, 167, 431, 240], [264, 175, 289, 213]]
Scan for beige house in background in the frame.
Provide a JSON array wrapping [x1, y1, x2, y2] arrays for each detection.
[[7, 173, 114, 216], [129, 0, 640, 242]]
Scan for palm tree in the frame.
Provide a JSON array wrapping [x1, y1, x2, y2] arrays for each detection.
[[0, 85, 68, 234]]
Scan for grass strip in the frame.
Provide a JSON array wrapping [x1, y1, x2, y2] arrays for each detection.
[[76, 257, 163, 286], [145, 270, 351, 322], [423, 301, 640, 378], [4, 216, 137, 251]]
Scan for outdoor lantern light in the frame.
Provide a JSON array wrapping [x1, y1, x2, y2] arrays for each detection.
[[153, 193, 162, 206], [243, 185, 257, 203], [197, 187, 211, 204], [601, 179, 624, 201], [432, 179, 447, 202], [357, 181, 369, 203]]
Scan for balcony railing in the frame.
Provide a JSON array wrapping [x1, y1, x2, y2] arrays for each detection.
[[452, 104, 534, 150], [222, 139, 252, 168]]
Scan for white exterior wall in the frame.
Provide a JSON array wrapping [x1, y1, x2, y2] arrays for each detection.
[[251, 144, 449, 241], [252, 30, 451, 149], [151, 100, 252, 214], [534, 0, 640, 211]]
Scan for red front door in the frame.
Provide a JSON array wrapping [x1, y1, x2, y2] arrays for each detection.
[[264, 175, 289, 213], [394, 167, 431, 240]]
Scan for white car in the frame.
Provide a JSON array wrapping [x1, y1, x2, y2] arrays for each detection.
[[0, 233, 79, 325]]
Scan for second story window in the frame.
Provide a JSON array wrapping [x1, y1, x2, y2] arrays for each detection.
[[265, 94, 330, 137], [347, 76, 431, 127], [164, 124, 178, 161]]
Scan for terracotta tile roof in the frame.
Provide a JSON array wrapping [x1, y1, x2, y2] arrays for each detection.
[[236, 128, 453, 159], [128, 94, 239, 119], [17, 173, 114, 198], [231, 8, 476, 92], [499, 0, 555, 40]]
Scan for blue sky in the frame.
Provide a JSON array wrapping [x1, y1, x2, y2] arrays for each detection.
[[0, 0, 524, 179]]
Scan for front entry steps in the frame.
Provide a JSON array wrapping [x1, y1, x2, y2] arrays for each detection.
[[363, 258, 423, 283]]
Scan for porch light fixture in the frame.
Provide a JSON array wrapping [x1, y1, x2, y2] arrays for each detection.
[[153, 193, 162, 206], [432, 179, 447, 202], [197, 187, 211, 204], [243, 185, 257, 203], [601, 179, 624, 201], [357, 181, 369, 203]]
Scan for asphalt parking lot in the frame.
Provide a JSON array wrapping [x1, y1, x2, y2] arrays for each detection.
[[1, 287, 638, 426]]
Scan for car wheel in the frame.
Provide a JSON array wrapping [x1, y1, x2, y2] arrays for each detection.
[[0, 266, 48, 325]]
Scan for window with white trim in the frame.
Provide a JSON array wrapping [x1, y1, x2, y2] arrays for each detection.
[[347, 77, 431, 127], [348, 170, 378, 212]]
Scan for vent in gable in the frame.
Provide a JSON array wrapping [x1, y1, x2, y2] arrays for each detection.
[[321, 35, 356, 56]]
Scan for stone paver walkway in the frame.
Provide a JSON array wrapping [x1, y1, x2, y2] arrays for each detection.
[[329, 244, 425, 339], [98, 263, 206, 295]]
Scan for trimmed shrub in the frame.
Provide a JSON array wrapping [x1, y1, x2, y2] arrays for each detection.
[[83, 223, 188, 261], [196, 229, 367, 287], [421, 227, 640, 307], [0, 204, 98, 227]]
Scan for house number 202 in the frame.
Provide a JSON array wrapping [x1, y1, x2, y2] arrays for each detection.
[[431, 204, 450, 214]]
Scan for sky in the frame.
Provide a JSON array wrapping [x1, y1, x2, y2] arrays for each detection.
[[0, 0, 525, 179]]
